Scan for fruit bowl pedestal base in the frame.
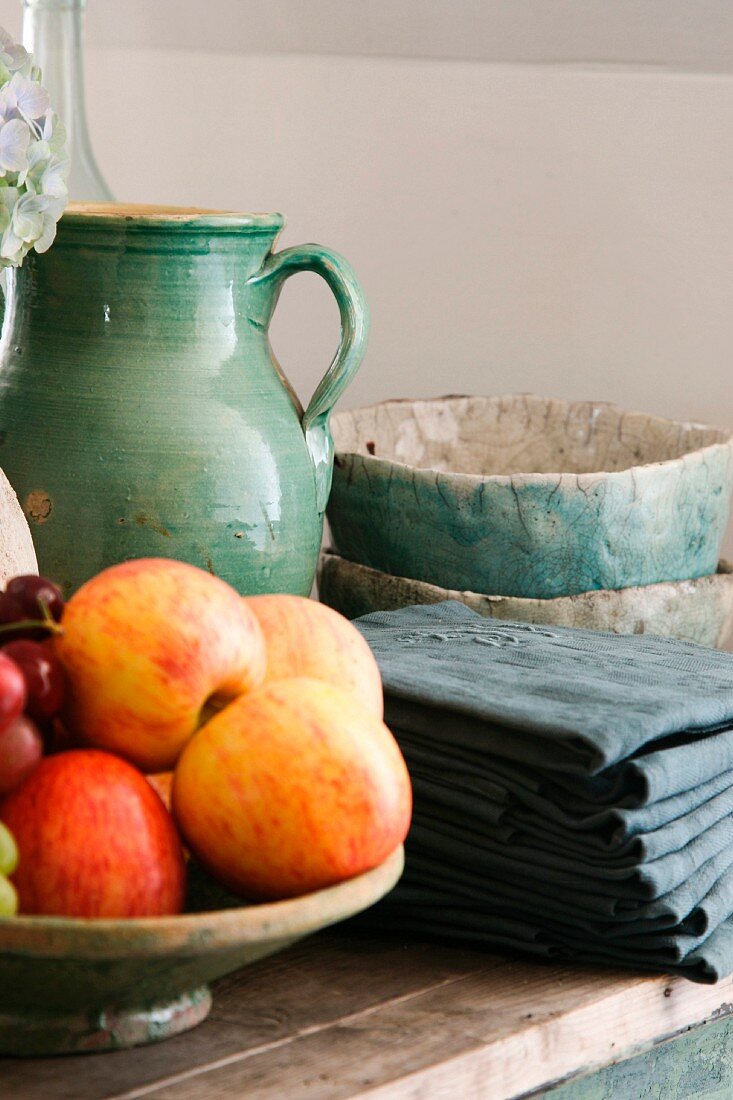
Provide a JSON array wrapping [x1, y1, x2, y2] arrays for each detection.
[[0, 846, 404, 1059], [0, 986, 212, 1057]]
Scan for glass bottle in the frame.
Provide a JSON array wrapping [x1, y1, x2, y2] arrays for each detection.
[[22, 0, 114, 201]]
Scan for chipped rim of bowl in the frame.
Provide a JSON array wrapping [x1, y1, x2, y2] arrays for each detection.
[[0, 845, 404, 958], [331, 395, 733, 488]]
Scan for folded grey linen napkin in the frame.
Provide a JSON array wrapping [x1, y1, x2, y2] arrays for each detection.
[[356, 602, 733, 776], [390, 703, 733, 806], [401, 743, 733, 844], [404, 752, 733, 859], [369, 901, 733, 982], [386, 886, 718, 961], [408, 814, 733, 899], [418, 783, 733, 867], [354, 602, 733, 982], [405, 841, 733, 935]]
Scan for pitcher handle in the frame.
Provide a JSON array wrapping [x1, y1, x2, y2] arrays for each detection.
[[247, 244, 369, 513]]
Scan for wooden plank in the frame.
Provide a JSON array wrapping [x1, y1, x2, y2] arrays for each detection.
[[115, 960, 733, 1100], [534, 1012, 733, 1099], [0, 930, 501, 1100]]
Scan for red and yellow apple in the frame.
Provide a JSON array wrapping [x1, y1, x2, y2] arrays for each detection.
[[1, 749, 186, 917], [172, 677, 411, 900], [244, 594, 384, 718], [55, 558, 266, 771]]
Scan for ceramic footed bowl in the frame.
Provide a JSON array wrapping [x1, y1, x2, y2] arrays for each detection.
[[0, 845, 403, 1058], [328, 395, 733, 600], [318, 551, 733, 649]]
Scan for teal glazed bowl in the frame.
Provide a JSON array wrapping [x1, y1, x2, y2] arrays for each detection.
[[327, 395, 733, 600], [0, 846, 404, 1057]]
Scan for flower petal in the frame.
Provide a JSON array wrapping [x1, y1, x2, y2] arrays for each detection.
[[0, 118, 30, 173], [9, 74, 49, 120], [32, 212, 57, 254], [1, 225, 25, 263]]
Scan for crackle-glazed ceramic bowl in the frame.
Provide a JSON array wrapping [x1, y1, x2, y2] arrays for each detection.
[[319, 550, 730, 642], [0, 845, 403, 1058], [317, 551, 733, 650], [328, 395, 733, 600]]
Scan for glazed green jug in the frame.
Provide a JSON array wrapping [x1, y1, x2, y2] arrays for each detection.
[[0, 203, 369, 594]]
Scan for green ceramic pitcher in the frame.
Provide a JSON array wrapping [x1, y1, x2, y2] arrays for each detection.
[[0, 203, 369, 594]]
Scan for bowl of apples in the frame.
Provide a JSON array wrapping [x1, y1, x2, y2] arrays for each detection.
[[0, 563, 409, 1057]]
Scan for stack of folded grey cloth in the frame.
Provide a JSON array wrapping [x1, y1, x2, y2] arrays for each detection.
[[355, 602, 733, 982]]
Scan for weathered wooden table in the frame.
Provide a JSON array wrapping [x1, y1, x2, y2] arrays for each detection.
[[4, 927, 733, 1099]]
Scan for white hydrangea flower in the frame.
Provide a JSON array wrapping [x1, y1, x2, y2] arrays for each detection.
[[1, 191, 59, 261], [0, 28, 33, 82], [0, 26, 67, 269]]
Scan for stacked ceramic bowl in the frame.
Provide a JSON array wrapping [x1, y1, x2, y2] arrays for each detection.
[[320, 395, 733, 647]]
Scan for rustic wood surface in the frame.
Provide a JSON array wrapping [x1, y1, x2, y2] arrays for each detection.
[[4, 926, 733, 1100], [535, 1013, 733, 1099]]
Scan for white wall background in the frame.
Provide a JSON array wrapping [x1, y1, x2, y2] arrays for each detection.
[[2, 1, 732, 548]]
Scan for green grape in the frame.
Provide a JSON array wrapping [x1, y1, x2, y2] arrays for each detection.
[[0, 821, 18, 877], [0, 874, 17, 916]]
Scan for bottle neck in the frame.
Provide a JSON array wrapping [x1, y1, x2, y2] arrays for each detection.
[[22, 0, 113, 201]]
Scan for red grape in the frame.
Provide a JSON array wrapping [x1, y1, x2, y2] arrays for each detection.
[[1, 640, 65, 722], [0, 653, 26, 735], [0, 593, 27, 626], [6, 576, 64, 622], [0, 714, 43, 795]]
